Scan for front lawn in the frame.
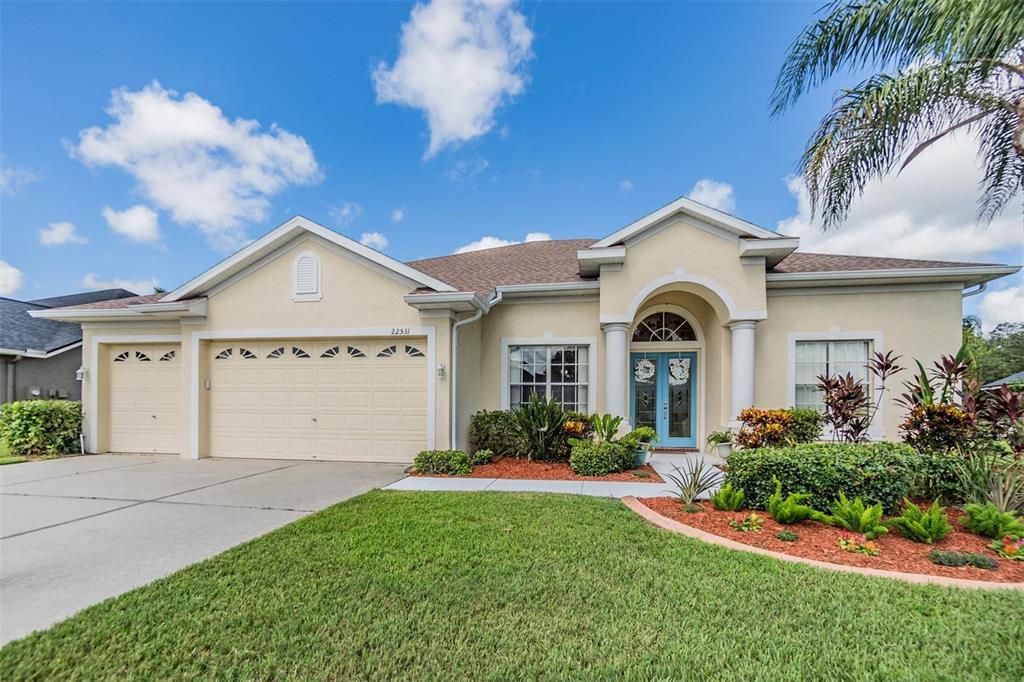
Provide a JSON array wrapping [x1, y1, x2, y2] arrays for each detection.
[[2, 492, 1022, 679]]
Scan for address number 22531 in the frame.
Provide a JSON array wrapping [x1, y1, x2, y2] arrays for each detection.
[[390, 328, 411, 336]]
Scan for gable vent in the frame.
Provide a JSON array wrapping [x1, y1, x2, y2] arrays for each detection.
[[293, 251, 321, 300]]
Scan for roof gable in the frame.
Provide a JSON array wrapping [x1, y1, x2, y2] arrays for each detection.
[[162, 216, 455, 302], [0, 298, 82, 354]]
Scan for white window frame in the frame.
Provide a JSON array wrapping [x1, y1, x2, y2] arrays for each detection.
[[292, 251, 322, 302], [500, 336, 597, 413], [787, 331, 884, 440]]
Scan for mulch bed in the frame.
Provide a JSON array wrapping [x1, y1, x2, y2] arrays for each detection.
[[414, 457, 664, 483], [639, 497, 1024, 583]]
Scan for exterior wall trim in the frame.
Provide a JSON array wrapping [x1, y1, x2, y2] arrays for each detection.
[[86, 334, 183, 453], [499, 336, 598, 412], [606, 269, 767, 325], [188, 327, 437, 459], [786, 330, 885, 440]]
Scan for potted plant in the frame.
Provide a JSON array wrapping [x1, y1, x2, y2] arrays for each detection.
[[621, 426, 658, 466], [706, 428, 733, 460]]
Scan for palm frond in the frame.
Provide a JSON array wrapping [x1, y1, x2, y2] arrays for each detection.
[[977, 105, 1024, 223]]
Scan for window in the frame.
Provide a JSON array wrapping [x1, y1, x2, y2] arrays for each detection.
[[214, 348, 233, 360], [292, 346, 311, 359], [632, 311, 696, 342], [113, 351, 130, 362], [159, 350, 176, 362], [239, 348, 257, 359], [405, 345, 424, 358], [509, 345, 589, 412], [347, 346, 366, 358], [293, 251, 321, 301], [135, 351, 151, 362], [795, 340, 871, 411], [377, 345, 396, 357], [320, 346, 340, 358], [267, 347, 286, 359]]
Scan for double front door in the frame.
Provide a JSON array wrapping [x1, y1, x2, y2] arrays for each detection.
[[629, 352, 697, 448]]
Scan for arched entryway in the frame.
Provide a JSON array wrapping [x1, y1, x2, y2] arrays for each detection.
[[629, 305, 703, 449]]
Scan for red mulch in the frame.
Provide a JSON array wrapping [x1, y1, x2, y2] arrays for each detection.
[[639, 497, 1024, 583], [414, 457, 664, 483]]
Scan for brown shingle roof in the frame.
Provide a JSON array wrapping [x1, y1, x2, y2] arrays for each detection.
[[407, 239, 597, 297], [769, 252, 994, 274], [54, 293, 166, 310]]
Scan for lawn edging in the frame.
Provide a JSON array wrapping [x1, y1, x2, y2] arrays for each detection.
[[621, 496, 1024, 591]]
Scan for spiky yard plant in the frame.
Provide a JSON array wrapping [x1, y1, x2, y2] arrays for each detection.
[[887, 499, 952, 544], [710, 483, 746, 512], [766, 477, 820, 525], [773, 0, 1024, 227], [666, 456, 724, 512], [825, 492, 889, 539]]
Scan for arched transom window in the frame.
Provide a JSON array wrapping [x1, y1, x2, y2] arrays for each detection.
[[632, 311, 697, 342]]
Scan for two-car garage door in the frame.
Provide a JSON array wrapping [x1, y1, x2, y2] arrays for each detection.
[[207, 339, 428, 462]]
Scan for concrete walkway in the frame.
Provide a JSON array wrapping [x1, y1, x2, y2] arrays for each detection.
[[0, 454, 406, 644], [385, 452, 724, 498]]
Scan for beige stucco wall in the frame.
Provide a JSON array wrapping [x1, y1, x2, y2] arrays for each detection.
[[756, 286, 964, 439]]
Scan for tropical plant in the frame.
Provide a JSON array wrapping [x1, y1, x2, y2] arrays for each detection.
[[957, 452, 1024, 514], [886, 499, 951, 544], [818, 351, 903, 443], [511, 393, 568, 461], [590, 413, 623, 443], [665, 457, 724, 511], [710, 483, 746, 512], [959, 502, 1024, 539], [766, 477, 821, 525], [734, 408, 792, 448], [825, 493, 888, 539], [991, 535, 1024, 560], [562, 414, 593, 440], [900, 404, 975, 452], [772, 0, 1024, 229], [729, 513, 763, 532], [928, 549, 998, 570], [706, 428, 733, 447], [775, 530, 800, 542], [837, 532, 880, 556], [618, 426, 658, 451]]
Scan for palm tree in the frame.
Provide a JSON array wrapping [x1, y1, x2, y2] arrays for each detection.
[[772, 0, 1024, 227]]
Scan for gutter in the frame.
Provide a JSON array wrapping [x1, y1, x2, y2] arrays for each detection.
[[962, 282, 987, 298], [450, 291, 501, 449]]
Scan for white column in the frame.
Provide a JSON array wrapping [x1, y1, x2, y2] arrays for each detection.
[[729, 320, 757, 420], [602, 322, 630, 421]]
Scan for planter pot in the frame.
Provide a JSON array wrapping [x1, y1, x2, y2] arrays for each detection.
[[635, 448, 652, 467], [712, 442, 733, 460]]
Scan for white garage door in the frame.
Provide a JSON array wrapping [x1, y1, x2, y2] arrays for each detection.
[[108, 345, 182, 454], [208, 339, 428, 462]]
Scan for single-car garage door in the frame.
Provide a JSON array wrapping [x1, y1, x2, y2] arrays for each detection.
[[108, 344, 182, 454], [208, 339, 428, 462]]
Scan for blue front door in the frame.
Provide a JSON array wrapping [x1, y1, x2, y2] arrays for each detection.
[[629, 352, 697, 448]]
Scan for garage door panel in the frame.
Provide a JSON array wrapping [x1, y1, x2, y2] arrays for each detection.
[[108, 344, 181, 454]]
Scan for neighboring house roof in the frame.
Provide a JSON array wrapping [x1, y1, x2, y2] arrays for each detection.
[[49, 293, 166, 311], [985, 370, 1024, 388], [0, 289, 137, 356], [28, 289, 136, 308]]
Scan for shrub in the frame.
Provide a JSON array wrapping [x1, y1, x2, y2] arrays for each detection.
[[512, 393, 568, 461], [959, 502, 1024, 539], [0, 400, 81, 457], [775, 530, 799, 542], [911, 449, 969, 504], [734, 408, 792, 448], [413, 450, 471, 475], [468, 410, 520, 457], [665, 457, 723, 508], [562, 413, 593, 440], [724, 442, 918, 514], [928, 549, 998, 570], [766, 477, 820, 524], [887, 499, 951, 544], [590, 414, 623, 443], [785, 408, 824, 443], [569, 440, 633, 476], [992, 535, 1024, 560], [957, 453, 1024, 514], [825, 493, 888, 539], [729, 513, 763, 532], [469, 448, 494, 466], [901, 404, 975, 453], [710, 483, 745, 511]]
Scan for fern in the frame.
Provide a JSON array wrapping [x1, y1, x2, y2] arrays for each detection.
[[710, 483, 746, 512], [766, 477, 817, 525], [887, 499, 951, 544], [825, 493, 888, 539], [959, 503, 1024, 539]]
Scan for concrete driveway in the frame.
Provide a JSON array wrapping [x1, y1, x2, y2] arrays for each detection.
[[0, 454, 406, 644]]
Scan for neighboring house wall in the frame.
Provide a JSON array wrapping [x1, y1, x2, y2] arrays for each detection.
[[13, 350, 83, 401]]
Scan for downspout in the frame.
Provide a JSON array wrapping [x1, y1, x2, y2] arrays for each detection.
[[962, 282, 987, 298], [450, 291, 501, 449]]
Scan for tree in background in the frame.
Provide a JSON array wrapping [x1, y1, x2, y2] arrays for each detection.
[[772, 0, 1024, 227], [963, 316, 1024, 384]]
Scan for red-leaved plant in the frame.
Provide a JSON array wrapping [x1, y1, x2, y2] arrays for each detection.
[[817, 351, 903, 443]]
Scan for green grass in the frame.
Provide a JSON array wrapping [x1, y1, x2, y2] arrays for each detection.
[[2, 492, 1023, 679], [0, 455, 27, 465]]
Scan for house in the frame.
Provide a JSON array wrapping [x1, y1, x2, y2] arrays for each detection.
[[985, 370, 1024, 389], [32, 197, 1020, 460], [1, 289, 137, 404]]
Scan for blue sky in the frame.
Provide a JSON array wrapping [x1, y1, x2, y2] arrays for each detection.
[[1, 1, 1020, 328]]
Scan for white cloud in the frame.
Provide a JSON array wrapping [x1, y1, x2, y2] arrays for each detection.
[[687, 179, 735, 213], [38, 221, 87, 246], [444, 155, 490, 184], [360, 232, 390, 250], [390, 208, 406, 223], [330, 201, 363, 227], [0, 157, 39, 195], [619, 179, 633, 191], [978, 285, 1024, 333], [454, 231, 549, 253], [80, 273, 160, 294], [373, 0, 534, 158], [71, 81, 321, 250], [0, 260, 24, 296], [102, 205, 161, 243], [776, 134, 1022, 261]]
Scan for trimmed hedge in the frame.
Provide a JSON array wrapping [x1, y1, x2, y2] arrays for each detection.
[[413, 450, 471, 475], [569, 440, 634, 477], [0, 400, 81, 457], [909, 449, 969, 504], [468, 410, 520, 457], [724, 442, 919, 514]]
